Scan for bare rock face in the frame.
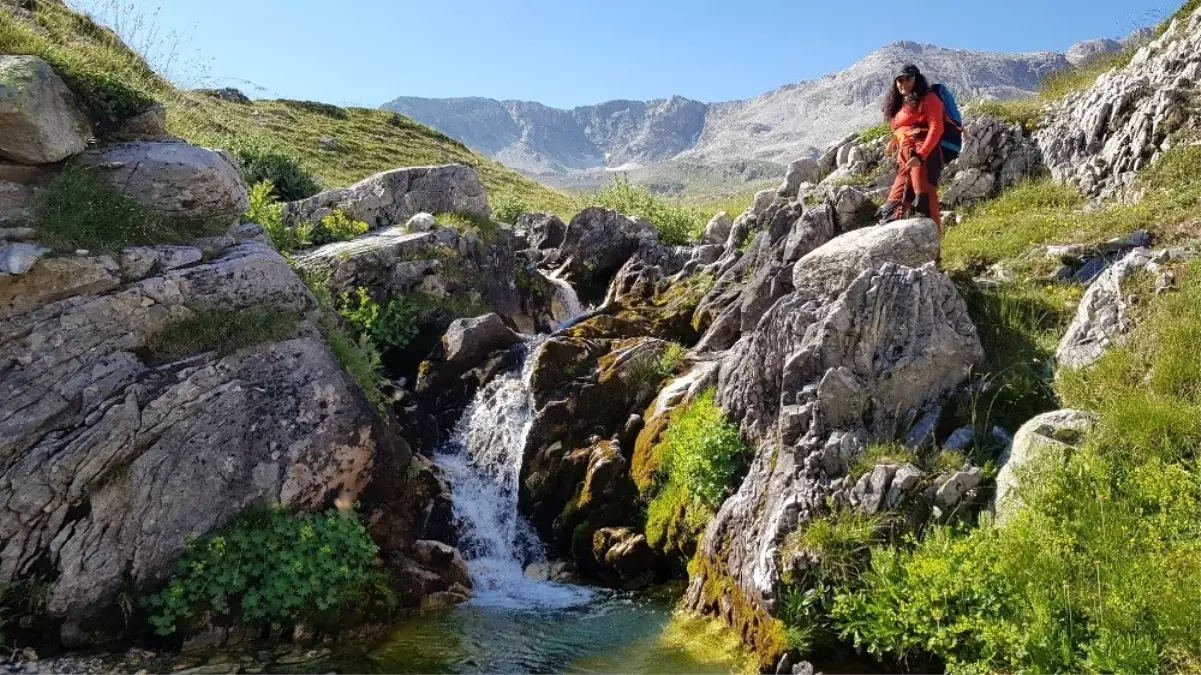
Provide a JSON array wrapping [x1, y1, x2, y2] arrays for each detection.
[[540, 207, 659, 302], [81, 140, 250, 222], [295, 221, 557, 337], [790, 217, 941, 299], [0, 55, 91, 164], [1037, 8, 1201, 200], [942, 114, 1043, 208], [0, 241, 391, 642], [1056, 247, 1154, 370], [687, 259, 982, 642], [284, 164, 489, 230]]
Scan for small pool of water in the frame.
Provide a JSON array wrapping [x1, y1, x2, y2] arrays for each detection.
[[331, 590, 749, 674]]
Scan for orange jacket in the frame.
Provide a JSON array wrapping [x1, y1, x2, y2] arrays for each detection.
[[891, 91, 945, 160]]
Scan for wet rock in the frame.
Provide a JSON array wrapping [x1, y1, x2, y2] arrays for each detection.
[[442, 313, 521, 368], [540, 207, 658, 302], [590, 527, 657, 590], [410, 540, 473, 591], [519, 212, 567, 250], [944, 426, 974, 451], [0, 56, 91, 164]]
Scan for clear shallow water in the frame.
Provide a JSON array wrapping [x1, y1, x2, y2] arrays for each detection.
[[341, 592, 745, 674]]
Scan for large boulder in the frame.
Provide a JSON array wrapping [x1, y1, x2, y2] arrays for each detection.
[[540, 207, 659, 302], [0, 241, 396, 643], [284, 164, 489, 230], [790, 217, 940, 299], [995, 409, 1098, 524], [295, 222, 557, 339], [442, 313, 521, 368], [80, 140, 250, 222], [1037, 9, 1201, 199], [0, 56, 91, 165], [777, 158, 821, 197]]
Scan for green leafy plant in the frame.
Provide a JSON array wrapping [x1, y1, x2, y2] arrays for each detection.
[[311, 209, 369, 245], [33, 163, 224, 252], [229, 138, 321, 202], [141, 308, 299, 364], [143, 508, 391, 636], [246, 180, 311, 252], [338, 287, 421, 352], [857, 121, 891, 144], [657, 389, 750, 508]]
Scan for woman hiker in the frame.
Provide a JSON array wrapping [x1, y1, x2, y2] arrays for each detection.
[[880, 64, 945, 234]]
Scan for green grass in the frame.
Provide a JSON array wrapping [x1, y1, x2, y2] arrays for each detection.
[[952, 279, 1074, 437], [141, 308, 299, 363], [32, 163, 227, 252], [968, 97, 1048, 130], [944, 143, 1201, 273], [823, 263, 1201, 674], [300, 270, 389, 412], [0, 1, 575, 218], [848, 442, 915, 481], [1040, 49, 1136, 101]]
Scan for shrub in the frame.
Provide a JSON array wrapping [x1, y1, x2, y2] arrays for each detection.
[[143, 508, 391, 636], [311, 209, 369, 245], [490, 191, 530, 224], [33, 163, 224, 252], [587, 175, 707, 245], [141, 308, 299, 363], [246, 180, 311, 252], [48, 52, 157, 132], [338, 287, 420, 353], [229, 139, 321, 202]]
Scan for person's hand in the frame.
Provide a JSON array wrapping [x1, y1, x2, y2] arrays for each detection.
[[886, 138, 898, 156], [904, 156, 922, 170]]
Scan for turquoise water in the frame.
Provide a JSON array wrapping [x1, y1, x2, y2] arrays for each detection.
[[336, 591, 744, 674]]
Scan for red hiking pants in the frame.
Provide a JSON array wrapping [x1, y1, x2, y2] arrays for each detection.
[[885, 144, 943, 232]]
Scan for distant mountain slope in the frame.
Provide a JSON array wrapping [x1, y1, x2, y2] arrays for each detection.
[[383, 40, 1092, 183]]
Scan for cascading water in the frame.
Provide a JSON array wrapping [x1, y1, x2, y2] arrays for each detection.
[[434, 337, 594, 610], [540, 269, 586, 329]]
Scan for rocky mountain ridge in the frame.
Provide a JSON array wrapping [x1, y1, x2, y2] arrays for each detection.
[[383, 38, 1129, 185]]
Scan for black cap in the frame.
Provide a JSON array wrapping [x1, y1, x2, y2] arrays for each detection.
[[896, 64, 920, 79]]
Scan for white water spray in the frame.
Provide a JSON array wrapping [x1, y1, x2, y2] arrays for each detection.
[[435, 338, 594, 609]]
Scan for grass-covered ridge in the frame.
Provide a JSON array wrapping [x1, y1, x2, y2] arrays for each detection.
[[0, 0, 575, 217]]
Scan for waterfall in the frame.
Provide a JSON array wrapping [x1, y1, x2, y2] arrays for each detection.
[[435, 338, 594, 609], [540, 270, 585, 329]]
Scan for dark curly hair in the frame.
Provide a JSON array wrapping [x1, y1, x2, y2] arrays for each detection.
[[883, 73, 930, 120]]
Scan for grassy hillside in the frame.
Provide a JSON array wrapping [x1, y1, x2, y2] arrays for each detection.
[[0, 0, 575, 216]]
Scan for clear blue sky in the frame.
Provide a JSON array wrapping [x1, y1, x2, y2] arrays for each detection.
[[74, 0, 1180, 109]]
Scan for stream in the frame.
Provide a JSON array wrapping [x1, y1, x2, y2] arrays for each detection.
[[333, 283, 747, 674]]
